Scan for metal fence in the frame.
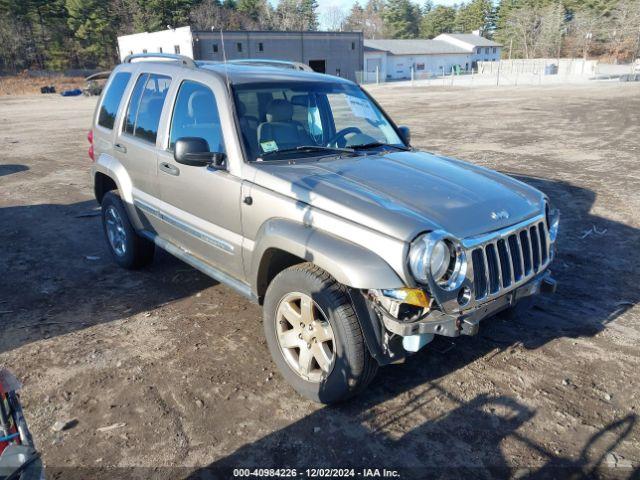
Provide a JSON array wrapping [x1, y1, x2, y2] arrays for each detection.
[[357, 58, 633, 88]]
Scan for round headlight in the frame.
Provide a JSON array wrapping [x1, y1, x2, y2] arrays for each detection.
[[545, 202, 560, 242], [409, 232, 467, 290], [430, 240, 451, 282]]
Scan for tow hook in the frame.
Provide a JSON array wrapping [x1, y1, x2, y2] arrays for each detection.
[[460, 318, 480, 336], [541, 275, 557, 294]]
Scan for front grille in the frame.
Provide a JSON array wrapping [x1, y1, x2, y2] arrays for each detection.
[[471, 220, 550, 301]]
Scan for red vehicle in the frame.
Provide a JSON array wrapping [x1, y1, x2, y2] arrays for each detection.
[[0, 370, 42, 480]]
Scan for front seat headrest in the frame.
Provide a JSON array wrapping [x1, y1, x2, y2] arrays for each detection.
[[265, 99, 293, 122], [188, 90, 217, 123]]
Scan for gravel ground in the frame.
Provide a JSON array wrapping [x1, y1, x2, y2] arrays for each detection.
[[0, 82, 639, 479]]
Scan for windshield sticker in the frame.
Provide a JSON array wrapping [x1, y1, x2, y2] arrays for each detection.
[[345, 95, 378, 121], [260, 140, 278, 153]]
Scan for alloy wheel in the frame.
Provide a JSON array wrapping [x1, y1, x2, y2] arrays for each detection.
[[275, 292, 336, 383], [105, 205, 127, 257]]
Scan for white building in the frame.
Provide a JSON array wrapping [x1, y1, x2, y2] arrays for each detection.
[[364, 33, 501, 80], [116, 27, 364, 81], [117, 26, 195, 60]]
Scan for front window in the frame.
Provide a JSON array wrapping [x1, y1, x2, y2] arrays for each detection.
[[169, 80, 224, 153], [233, 81, 405, 162]]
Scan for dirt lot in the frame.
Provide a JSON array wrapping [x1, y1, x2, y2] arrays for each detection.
[[1, 82, 639, 478]]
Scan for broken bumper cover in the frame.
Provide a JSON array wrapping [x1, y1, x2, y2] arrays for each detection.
[[382, 271, 557, 338]]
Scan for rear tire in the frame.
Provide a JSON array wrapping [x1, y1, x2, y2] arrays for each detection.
[[263, 263, 378, 404], [101, 191, 155, 269]]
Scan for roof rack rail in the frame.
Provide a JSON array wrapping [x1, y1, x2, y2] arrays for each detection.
[[123, 53, 197, 68]]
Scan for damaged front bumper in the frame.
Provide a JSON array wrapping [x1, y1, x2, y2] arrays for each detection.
[[381, 271, 557, 339]]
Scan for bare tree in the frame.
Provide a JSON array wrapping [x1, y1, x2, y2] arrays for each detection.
[[605, 0, 640, 63], [503, 7, 541, 59], [323, 5, 347, 31], [344, 0, 385, 38], [567, 8, 606, 60]]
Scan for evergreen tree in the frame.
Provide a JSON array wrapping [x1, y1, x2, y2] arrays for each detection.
[[455, 0, 495, 34], [420, 5, 456, 38], [382, 0, 421, 38], [66, 0, 117, 68]]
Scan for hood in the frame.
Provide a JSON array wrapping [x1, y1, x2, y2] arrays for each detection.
[[250, 150, 545, 241]]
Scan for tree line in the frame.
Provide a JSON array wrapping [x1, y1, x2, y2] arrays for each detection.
[[340, 0, 640, 61], [0, 0, 319, 71], [0, 0, 639, 72]]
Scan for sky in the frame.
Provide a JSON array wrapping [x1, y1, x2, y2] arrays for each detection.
[[315, 0, 463, 29]]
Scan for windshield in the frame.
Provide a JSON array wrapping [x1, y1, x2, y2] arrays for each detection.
[[233, 81, 405, 161]]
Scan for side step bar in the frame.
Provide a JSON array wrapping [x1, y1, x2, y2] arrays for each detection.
[[142, 231, 257, 303]]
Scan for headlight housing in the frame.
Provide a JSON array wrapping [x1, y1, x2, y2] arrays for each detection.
[[409, 231, 467, 291], [545, 202, 560, 242]]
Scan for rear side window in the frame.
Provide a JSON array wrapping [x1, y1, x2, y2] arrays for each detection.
[[123, 73, 171, 144], [98, 72, 131, 129]]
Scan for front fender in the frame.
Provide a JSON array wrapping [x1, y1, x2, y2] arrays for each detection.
[[251, 218, 405, 293]]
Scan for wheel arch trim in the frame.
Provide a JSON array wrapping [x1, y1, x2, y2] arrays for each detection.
[[251, 218, 405, 298]]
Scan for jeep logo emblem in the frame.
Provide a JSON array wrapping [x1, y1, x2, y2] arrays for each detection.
[[491, 210, 510, 220]]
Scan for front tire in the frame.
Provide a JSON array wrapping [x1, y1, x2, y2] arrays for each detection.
[[263, 263, 378, 404], [101, 191, 155, 269]]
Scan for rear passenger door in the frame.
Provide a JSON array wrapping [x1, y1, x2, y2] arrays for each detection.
[[114, 71, 171, 228], [156, 79, 244, 279]]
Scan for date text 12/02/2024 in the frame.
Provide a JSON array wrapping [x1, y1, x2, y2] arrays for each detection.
[[232, 468, 401, 477]]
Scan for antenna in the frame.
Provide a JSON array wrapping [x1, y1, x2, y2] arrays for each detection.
[[219, 29, 231, 91]]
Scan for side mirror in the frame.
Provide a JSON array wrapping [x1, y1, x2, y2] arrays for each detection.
[[174, 137, 226, 169], [398, 126, 411, 146]]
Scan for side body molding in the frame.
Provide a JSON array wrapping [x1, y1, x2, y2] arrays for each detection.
[[251, 218, 405, 294]]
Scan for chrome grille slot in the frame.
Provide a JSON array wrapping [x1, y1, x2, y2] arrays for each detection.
[[520, 230, 532, 275], [485, 244, 500, 294], [530, 225, 540, 272], [472, 248, 487, 299], [466, 215, 552, 305], [508, 234, 523, 281], [496, 239, 512, 287], [538, 221, 548, 264]]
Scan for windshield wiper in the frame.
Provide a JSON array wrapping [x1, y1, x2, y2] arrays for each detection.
[[349, 142, 410, 151], [259, 145, 355, 160]]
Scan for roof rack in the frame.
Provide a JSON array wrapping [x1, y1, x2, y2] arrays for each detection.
[[122, 53, 197, 68]]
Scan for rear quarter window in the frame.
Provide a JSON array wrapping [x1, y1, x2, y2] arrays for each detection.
[[98, 72, 132, 129]]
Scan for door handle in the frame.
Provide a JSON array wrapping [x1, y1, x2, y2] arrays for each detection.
[[159, 162, 180, 176]]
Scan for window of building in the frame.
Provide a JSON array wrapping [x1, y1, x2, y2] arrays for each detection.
[[485, 47, 490, 54], [169, 81, 224, 153], [128, 50, 133, 55], [213, 44, 218, 53], [174, 45, 180, 54], [142, 49, 147, 53], [258, 42, 264, 52], [477, 47, 481, 54], [351, 42, 355, 50], [493, 47, 497, 54], [123, 73, 171, 144], [416, 63, 425, 71], [237, 42, 242, 52], [98, 72, 132, 129], [335, 68, 341, 76], [159, 47, 163, 53]]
